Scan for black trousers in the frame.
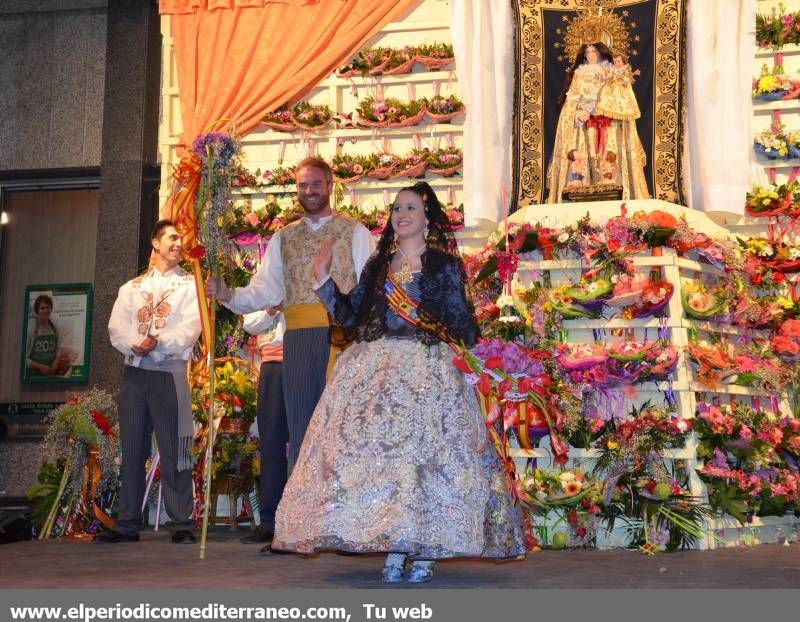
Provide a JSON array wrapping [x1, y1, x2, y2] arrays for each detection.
[[115, 366, 194, 535], [281, 327, 330, 469], [256, 361, 288, 527]]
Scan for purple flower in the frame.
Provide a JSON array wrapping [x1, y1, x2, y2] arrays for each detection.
[[192, 132, 236, 166], [710, 448, 729, 469]]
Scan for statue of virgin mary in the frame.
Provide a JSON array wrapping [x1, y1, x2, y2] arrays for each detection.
[[546, 40, 650, 203]]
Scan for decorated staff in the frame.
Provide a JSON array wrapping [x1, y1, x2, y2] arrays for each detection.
[[163, 125, 242, 558]]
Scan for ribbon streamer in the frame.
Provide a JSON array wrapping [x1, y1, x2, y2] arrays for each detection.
[[772, 109, 782, 132]]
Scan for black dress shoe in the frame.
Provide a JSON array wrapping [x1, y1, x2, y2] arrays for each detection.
[[240, 525, 274, 544], [260, 543, 290, 555], [171, 530, 196, 544], [93, 530, 140, 543]]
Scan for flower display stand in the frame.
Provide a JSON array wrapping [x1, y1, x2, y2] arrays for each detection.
[[506, 199, 800, 550], [209, 474, 256, 532]]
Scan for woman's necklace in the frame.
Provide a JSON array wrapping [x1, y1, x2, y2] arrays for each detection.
[[394, 242, 426, 285]]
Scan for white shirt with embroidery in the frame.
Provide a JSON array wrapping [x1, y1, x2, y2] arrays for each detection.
[[227, 215, 375, 314], [108, 266, 202, 367]]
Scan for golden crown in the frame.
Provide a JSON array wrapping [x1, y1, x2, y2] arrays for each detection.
[[555, 0, 636, 65]]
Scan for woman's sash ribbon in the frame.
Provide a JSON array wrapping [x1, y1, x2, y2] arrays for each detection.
[[384, 273, 457, 348]]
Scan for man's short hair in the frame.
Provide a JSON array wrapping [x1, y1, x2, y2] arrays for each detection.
[[296, 157, 333, 186], [151, 218, 175, 241]]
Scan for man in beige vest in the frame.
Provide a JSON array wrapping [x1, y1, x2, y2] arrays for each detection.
[[208, 158, 374, 540]]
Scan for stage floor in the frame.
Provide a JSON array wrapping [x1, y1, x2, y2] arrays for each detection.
[[2, 528, 800, 588]]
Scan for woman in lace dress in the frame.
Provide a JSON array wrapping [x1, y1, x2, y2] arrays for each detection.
[[271, 182, 526, 583]]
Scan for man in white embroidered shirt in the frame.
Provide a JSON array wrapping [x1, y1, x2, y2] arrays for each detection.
[[96, 219, 201, 544], [207, 158, 374, 549]]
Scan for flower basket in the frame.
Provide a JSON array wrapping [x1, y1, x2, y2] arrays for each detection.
[[218, 416, 251, 436], [393, 161, 427, 179], [387, 107, 427, 127], [332, 173, 364, 185], [607, 340, 655, 363], [426, 107, 465, 124], [291, 116, 333, 132], [415, 55, 454, 71], [754, 91, 788, 101], [428, 163, 462, 177], [744, 203, 789, 217], [336, 68, 360, 78], [383, 56, 415, 75], [261, 121, 296, 133], [630, 281, 674, 318], [367, 59, 391, 75], [357, 117, 389, 129], [366, 166, 397, 180], [211, 473, 252, 496], [648, 345, 680, 379]]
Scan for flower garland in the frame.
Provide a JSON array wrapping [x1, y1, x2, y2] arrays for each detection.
[[28, 388, 119, 540]]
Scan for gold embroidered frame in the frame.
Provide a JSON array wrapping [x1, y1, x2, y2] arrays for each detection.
[[510, 0, 687, 208]]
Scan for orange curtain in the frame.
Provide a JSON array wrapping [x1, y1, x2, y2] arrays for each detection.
[[160, 0, 420, 145], [158, 0, 419, 357]]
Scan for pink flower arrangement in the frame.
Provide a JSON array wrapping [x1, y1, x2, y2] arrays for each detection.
[[556, 343, 608, 372], [697, 404, 736, 435], [606, 272, 648, 308], [607, 339, 656, 362], [772, 318, 800, 362]]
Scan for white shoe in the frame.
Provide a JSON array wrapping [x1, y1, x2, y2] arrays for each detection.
[[407, 561, 434, 583], [381, 553, 407, 584]]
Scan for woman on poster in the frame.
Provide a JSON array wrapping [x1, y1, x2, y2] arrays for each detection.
[[25, 295, 73, 378], [270, 182, 526, 583], [546, 42, 649, 202]]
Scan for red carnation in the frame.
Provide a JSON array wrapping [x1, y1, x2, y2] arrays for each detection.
[[452, 355, 472, 374], [485, 356, 504, 371], [90, 409, 113, 437], [476, 373, 492, 396]]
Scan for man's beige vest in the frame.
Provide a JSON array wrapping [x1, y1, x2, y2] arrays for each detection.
[[280, 215, 359, 307]]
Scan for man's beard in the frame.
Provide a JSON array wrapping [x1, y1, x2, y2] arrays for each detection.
[[299, 193, 329, 214]]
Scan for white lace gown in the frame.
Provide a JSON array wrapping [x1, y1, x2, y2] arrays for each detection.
[[271, 336, 527, 558]]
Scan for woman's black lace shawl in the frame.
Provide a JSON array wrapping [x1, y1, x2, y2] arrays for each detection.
[[322, 248, 479, 349]]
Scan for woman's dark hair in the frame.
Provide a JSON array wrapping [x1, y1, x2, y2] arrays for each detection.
[[375, 181, 457, 260], [33, 294, 57, 335], [352, 181, 464, 327], [556, 42, 614, 109], [34, 294, 53, 313]]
